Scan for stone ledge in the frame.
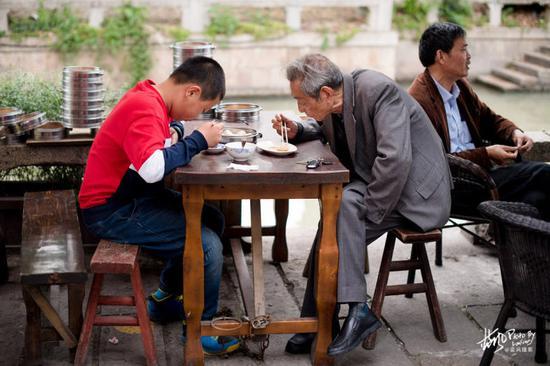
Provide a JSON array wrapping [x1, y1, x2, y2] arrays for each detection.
[[525, 130, 550, 162]]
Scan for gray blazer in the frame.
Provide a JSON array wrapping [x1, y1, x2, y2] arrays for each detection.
[[295, 70, 451, 231]]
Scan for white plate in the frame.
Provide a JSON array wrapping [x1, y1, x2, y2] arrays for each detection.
[[203, 143, 225, 154], [256, 140, 298, 156]]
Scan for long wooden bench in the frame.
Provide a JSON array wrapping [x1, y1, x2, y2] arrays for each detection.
[[19, 190, 87, 364]]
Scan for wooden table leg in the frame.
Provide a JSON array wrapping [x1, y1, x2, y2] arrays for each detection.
[[272, 199, 289, 263], [182, 185, 205, 366], [312, 184, 340, 365], [250, 200, 265, 319], [22, 285, 42, 363]]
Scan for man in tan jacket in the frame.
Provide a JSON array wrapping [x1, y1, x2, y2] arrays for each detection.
[[409, 22, 549, 219]]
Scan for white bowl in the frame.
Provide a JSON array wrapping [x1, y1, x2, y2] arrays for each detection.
[[225, 142, 256, 161]]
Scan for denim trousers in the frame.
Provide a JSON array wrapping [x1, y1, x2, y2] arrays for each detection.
[[81, 189, 224, 320]]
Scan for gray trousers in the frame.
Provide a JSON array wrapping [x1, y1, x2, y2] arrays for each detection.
[[300, 180, 406, 317]]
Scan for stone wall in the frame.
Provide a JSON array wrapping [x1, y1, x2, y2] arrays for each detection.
[[0, 31, 399, 96]]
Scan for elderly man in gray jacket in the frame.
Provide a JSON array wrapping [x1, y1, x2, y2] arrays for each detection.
[[272, 54, 451, 356]]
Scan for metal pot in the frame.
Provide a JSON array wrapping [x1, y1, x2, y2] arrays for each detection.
[[216, 103, 262, 124], [171, 41, 215, 70], [33, 121, 66, 141], [194, 106, 217, 120], [220, 127, 262, 144]]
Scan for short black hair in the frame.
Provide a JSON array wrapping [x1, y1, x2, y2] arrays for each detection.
[[170, 56, 225, 100], [419, 22, 466, 67]]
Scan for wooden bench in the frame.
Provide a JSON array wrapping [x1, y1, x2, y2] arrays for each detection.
[[19, 190, 87, 364], [74, 240, 157, 366]]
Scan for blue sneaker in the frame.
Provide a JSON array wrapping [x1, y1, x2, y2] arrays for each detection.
[[181, 323, 240, 355], [146, 288, 184, 324], [201, 336, 241, 355]]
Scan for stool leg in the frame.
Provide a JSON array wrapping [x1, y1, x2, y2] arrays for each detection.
[[405, 245, 418, 299], [363, 233, 396, 350], [74, 273, 103, 366], [435, 237, 442, 267], [131, 265, 157, 366], [22, 285, 42, 363], [417, 243, 446, 342]]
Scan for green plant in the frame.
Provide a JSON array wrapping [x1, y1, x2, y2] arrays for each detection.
[[0, 72, 62, 120], [335, 27, 359, 46], [168, 27, 191, 42], [8, 3, 151, 88], [319, 28, 330, 50], [101, 3, 151, 87], [239, 11, 289, 40], [0, 30, 5, 38], [206, 5, 240, 40], [501, 7, 519, 27], [393, 0, 431, 36], [439, 0, 472, 28]]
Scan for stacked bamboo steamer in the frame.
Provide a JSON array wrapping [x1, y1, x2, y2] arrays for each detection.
[[62, 66, 105, 129], [0, 107, 47, 144]]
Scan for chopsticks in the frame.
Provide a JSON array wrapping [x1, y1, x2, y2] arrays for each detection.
[[280, 120, 288, 148]]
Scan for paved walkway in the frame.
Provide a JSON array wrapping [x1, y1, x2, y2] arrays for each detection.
[[0, 220, 544, 365]]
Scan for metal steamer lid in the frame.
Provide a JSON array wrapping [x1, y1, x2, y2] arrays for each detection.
[[216, 103, 262, 113], [170, 41, 215, 50], [0, 107, 23, 125], [12, 112, 48, 135], [63, 66, 104, 78]]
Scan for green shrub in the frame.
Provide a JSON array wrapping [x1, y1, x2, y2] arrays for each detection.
[[206, 5, 289, 42], [439, 0, 472, 28], [393, 0, 431, 36], [335, 27, 359, 46], [0, 72, 62, 120], [206, 5, 240, 40]]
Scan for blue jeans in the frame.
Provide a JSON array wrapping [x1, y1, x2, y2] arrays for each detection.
[[81, 189, 224, 320]]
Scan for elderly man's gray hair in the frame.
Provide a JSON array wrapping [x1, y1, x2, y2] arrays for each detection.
[[286, 54, 343, 99]]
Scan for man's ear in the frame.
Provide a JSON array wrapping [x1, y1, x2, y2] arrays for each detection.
[[186, 85, 202, 98], [435, 50, 445, 64], [319, 86, 333, 99]]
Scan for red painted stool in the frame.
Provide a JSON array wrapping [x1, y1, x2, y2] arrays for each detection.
[[74, 240, 157, 366]]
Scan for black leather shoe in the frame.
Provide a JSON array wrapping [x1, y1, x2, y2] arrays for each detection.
[[327, 302, 381, 356], [285, 333, 315, 354]]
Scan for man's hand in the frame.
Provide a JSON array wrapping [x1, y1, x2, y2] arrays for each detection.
[[486, 144, 519, 165], [271, 113, 298, 140], [512, 129, 534, 153], [197, 121, 224, 147]]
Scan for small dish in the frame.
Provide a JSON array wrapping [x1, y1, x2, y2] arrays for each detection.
[[256, 140, 298, 156], [203, 143, 225, 154], [225, 142, 256, 161]]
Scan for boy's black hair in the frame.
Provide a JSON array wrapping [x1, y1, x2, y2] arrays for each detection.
[[170, 56, 225, 100]]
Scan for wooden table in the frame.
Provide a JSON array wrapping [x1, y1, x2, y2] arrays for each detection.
[[173, 115, 349, 365]]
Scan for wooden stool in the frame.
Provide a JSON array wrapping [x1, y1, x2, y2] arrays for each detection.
[[74, 240, 157, 366], [363, 227, 446, 349]]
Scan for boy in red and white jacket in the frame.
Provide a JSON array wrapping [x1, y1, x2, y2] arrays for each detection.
[[80, 57, 239, 354]]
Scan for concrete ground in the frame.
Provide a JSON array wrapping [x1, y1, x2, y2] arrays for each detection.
[[0, 211, 546, 366]]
